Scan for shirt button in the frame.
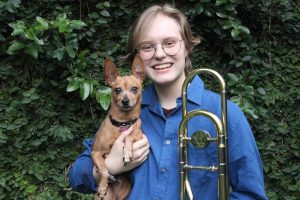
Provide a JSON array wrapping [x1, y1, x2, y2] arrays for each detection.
[[160, 168, 167, 173], [165, 140, 171, 145]]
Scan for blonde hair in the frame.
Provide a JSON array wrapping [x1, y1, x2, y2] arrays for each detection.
[[126, 4, 200, 74]]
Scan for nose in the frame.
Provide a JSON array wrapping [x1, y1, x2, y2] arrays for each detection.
[[154, 44, 166, 59], [122, 97, 130, 106]]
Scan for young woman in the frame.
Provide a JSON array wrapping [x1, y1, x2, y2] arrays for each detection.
[[69, 4, 268, 200]]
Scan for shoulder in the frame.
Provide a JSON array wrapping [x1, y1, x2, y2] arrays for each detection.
[[202, 89, 249, 130]]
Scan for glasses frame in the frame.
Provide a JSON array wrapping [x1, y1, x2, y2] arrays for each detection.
[[135, 38, 183, 61]]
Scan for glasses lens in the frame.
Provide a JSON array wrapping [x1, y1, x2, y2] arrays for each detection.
[[137, 44, 155, 60], [163, 39, 181, 56]]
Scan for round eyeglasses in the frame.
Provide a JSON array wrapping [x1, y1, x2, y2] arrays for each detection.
[[136, 38, 183, 61]]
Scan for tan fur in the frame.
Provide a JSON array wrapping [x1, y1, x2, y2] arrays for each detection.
[[92, 55, 145, 200]]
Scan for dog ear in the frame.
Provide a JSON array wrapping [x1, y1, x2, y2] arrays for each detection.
[[104, 57, 119, 86], [131, 55, 145, 82]]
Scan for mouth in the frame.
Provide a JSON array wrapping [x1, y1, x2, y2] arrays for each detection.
[[152, 63, 173, 70], [121, 106, 132, 111]]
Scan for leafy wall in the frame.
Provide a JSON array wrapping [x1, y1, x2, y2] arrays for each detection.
[[0, 0, 299, 199]]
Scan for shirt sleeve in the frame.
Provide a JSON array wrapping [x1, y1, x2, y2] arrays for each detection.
[[228, 107, 268, 200], [69, 138, 97, 193]]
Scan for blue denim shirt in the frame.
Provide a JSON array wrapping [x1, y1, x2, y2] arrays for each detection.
[[69, 76, 268, 200]]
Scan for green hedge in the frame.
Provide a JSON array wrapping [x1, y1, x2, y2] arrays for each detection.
[[0, 0, 299, 199]]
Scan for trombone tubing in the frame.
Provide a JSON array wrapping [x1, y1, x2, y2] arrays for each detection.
[[179, 68, 229, 200]]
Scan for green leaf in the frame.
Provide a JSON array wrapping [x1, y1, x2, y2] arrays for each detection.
[[0, 33, 5, 41], [5, 0, 21, 13], [0, 131, 8, 144], [65, 46, 75, 58], [9, 21, 26, 36], [227, 73, 240, 82], [25, 185, 38, 194], [216, 0, 227, 6], [216, 12, 228, 18], [96, 88, 111, 110], [70, 20, 86, 29], [238, 26, 250, 34], [89, 12, 100, 19], [67, 78, 80, 92], [100, 93, 111, 111], [35, 16, 49, 30], [103, 1, 110, 7], [53, 48, 65, 61], [80, 81, 90, 100], [100, 10, 110, 17], [96, 17, 108, 24], [95, 87, 111, 110], [235, 62, 243, 68], [7, 41, 25, 54], [195, 5, 204, 14], [25, 44, 38, 59], [257, 87, 266, 95], [242, 56, 252, 62], [203, 9, 212, 17], [231, 29, 240, 38]]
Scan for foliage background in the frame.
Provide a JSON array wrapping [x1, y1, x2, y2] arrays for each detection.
[[0, 0, 299, 199]]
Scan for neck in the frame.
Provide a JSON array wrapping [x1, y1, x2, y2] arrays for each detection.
[[154, 75, 185, 109]]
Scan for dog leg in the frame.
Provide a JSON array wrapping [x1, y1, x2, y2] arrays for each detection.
[[123, 136, 134, 165], [91, 151, 109, 199]]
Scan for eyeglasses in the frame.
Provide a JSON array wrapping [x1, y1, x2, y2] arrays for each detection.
[[136, 38, 183, 61]]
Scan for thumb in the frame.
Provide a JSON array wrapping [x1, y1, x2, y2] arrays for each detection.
[[116, 126, 133, 143]]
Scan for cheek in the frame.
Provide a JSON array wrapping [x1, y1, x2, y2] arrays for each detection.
[[144, 64, 152, 76]]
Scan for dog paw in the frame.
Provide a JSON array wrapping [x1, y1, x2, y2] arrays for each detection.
[[123, 151, 133, 165], [97, 185, 108, 199], [123, 153, 132, 165]]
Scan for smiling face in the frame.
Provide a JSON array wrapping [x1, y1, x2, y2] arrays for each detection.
[[137, 13, 188, 86]]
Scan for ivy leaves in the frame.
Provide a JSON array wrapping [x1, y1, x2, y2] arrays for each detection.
[[67, 77, 111, 111], [7, 14, 86, 59]]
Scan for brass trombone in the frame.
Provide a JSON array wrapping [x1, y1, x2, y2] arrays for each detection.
[[179, 68, 229, 200]]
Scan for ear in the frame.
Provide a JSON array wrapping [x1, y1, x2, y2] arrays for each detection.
[[104, 57, 119, 86], [131, 55, 145, 82]]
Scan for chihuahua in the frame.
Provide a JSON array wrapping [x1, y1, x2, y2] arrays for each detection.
[[92, 55, 145, 200]]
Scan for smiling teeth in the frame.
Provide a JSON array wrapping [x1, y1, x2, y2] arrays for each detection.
[[153, 63, 172, 70]]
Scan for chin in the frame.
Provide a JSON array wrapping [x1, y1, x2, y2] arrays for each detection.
[[153, 77, 175, 85]]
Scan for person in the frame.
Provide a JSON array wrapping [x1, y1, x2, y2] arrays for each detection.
[[69, 4, 268, 200]]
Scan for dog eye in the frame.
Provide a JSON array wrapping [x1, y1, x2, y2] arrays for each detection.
[[114, 87, 122, 94], [131, 86, 138, 94]]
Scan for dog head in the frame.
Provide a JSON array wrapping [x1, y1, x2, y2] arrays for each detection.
[[104, 55, 145, 111]]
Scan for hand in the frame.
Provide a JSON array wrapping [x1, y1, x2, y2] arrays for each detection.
[[104, 126, 150, 175]]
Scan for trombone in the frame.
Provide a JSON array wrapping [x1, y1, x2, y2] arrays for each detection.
[[178, 68, 229, 200]]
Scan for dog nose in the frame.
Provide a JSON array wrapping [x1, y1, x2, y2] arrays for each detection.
[[122, 97, 130, 106]]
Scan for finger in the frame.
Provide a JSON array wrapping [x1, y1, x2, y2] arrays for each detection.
[[132, 147, 149, 164], [132, 144, 150, 160], [132, 135, 149, 150]]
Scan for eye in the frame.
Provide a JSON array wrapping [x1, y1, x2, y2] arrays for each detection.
[[163, 39, 177, 48], [131, 86, 138, 94], [114, 87, 122, 95], [139, 44, 154, 52]]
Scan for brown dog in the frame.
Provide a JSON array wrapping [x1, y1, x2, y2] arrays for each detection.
[[92, 55, 145, 200]]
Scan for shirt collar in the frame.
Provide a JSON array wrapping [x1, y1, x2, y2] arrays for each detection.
[[142, 75, 204, 109]]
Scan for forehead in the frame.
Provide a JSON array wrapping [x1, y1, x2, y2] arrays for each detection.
[[112, 76, 141, 88], [140, 14, 182, 43]]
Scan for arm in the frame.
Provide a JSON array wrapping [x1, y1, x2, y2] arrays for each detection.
[[69, 138, 97, 193], [228, 110, 268, 200], [69, 127, 150, 193]]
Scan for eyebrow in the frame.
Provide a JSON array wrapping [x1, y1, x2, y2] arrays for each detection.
[[139, 37, 180, 44]]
